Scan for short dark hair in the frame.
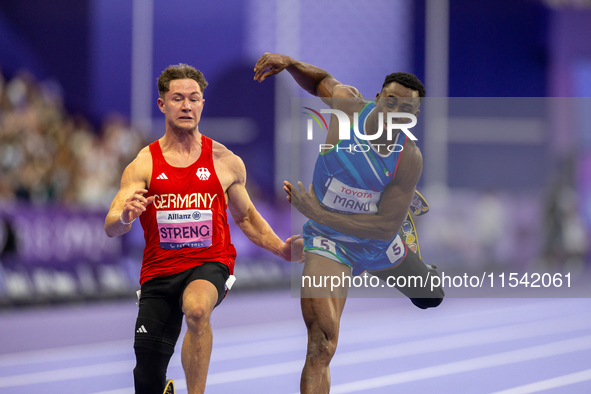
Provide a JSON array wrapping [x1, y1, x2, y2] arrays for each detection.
[[382, 72, 426, 100], [157, 64, 208, 98]]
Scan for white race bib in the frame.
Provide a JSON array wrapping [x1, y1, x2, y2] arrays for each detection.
[[321, 178, 381, 214], [156, 209, 213, 249]]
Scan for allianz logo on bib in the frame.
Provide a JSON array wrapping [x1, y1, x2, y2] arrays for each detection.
[[196, 167, 210, 180], [167, 211, 201, 221], [167, 213, 191, 220]]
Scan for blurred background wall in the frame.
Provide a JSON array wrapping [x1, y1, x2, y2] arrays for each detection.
[[0, 0, 589, 305]]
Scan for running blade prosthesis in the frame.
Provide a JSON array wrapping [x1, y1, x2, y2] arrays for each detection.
[[163, 379, 174, 394], [399, 190, 430, 258]]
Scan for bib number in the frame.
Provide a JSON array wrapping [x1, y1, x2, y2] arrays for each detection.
[[312, 236, 337, 255], [386, 234, 405, 264], [156, 209, 213, 249]]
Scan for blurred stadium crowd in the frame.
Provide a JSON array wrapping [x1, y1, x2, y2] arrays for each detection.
[[0, 69, 146, 208], [0, 68, 291, 304]]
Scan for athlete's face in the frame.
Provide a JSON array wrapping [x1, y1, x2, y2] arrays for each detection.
[[158, 79, 205, 133], [374, 82, 421, 131]]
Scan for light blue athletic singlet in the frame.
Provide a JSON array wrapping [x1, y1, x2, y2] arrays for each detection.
[[303, 102, 409, 274]]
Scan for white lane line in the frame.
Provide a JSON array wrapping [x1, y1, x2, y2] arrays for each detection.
[[211, 301, 591, 362], [2, 299, 588, 392], [339, 300, 580, 343], [83, 302, 591, 393], [180, 312, 591, 369], [330, 314, 591, 367], [328, 335, 591, 393], [90, 379, 190, 394], [96, 326, 591, 393], [490, 368, 591, 394], [212, 336, 306, 361], [211, 298, 582, 345], [193, 314, 591, 386], [6, 312, 591, 389], [0, 360, 134, 388], [90, 379, 188, 394], [206, 360, 303, 385], [0, 340, 130, 367], [0, 298, 580, 368], [89, 389, 133, 394]]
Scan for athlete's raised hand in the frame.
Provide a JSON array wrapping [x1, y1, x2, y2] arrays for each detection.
[[283, 181, 324, 221], [254, 53, 293, 82], [121, 189, 154, 224]]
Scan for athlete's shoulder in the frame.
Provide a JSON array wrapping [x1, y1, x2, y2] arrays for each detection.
[[331, 84, 367, 113], [127, 145, 151, 167], [211, 139, 236, 162], [121, 145, 152, 186], [332, 83, 362, 99], [129, 145, 153, 169], [137, 144, 152, 158], [392, 139, 422, 186], [211, 139, 246, 182], [401, 138, 422, 165]]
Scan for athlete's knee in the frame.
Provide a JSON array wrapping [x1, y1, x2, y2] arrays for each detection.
[[308, 335, 338, 364], [133, 339, 174, 394], [183, 302, 212, 333], [306, 321, 339, 365], [182, 280, 219, 333]]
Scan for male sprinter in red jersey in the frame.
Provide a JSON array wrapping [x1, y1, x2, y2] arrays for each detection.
[[254, 53, 444, 393], [105, 64, 303, 394]]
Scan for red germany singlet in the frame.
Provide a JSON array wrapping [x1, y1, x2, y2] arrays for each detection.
[[139, 135, 236, 285]]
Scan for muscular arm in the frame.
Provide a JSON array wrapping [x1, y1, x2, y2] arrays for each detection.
[[104, 149, 153, 237], [254, 52, 362, 107], [225, 155, 300, 261], [286, 146, 423, 241]]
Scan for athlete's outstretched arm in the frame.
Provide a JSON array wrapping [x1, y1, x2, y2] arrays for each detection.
[[226, 155, 304, 262], [253, 52, 362, 107], [285, 146, 423, 241], [104, 149, 153, 237]]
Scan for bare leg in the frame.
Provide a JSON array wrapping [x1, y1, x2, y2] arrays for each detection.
[[181, 279, 219, 394], [300, 253, 350, 394]]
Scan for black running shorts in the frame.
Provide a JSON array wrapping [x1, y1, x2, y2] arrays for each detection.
[[134, 262, 230, 346]]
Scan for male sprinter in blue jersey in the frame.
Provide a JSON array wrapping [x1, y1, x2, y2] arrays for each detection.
[[254, 52, 444, 394]]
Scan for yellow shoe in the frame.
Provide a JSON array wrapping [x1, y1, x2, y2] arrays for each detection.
[[163, 379, 174, 394]]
